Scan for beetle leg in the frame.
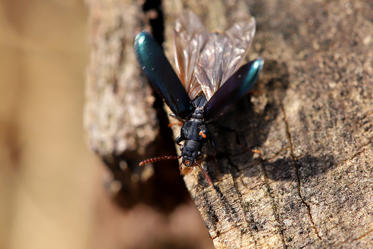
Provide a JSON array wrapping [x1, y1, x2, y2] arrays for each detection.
[[175, 135, 184, 145]]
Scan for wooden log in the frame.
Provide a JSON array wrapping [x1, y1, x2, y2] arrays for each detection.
[[163, 1, 373, 248], [85, 0, 373, 248]]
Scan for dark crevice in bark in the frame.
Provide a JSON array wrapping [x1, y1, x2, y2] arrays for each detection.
[[140, 0, 190, 211], [142, 0, 164, 46]]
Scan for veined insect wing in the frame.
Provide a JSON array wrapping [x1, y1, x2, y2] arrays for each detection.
[[203, 58, 264, 120], [195, 18, 256, 100], [174, 10, 208, 101], [134, 32, 194, 119]]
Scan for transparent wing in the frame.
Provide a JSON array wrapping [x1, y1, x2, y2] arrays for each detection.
[[174, 11, 208, 100], [195, 17, 256, 100]]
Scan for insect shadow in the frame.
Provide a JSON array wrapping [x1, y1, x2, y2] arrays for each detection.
[[259, 154, 336, 182], [200, 59, 335, 185]]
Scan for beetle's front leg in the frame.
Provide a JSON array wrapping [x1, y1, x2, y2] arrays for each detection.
[[175, 135, 184, 146]]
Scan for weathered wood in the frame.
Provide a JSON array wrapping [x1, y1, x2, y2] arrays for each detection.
[[84, 0, 161, 206], [163, 0, 373, 248], [84, 0, 190, 210], [85, 0, 373, 248], [85, 0, 156, 156]]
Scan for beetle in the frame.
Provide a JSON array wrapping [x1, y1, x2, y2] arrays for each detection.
[[134, 11, 263, 184]]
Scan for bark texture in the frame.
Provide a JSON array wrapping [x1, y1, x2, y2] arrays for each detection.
[[84, 0, 190, 209], [85, 0, 373, 248], [85, 0, 157, 156]]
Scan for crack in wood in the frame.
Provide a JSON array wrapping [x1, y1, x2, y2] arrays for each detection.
[[280, 104, 325, 244], [335, 137, 373, 168], [335, 228, 373, 247], [264, 146, 291, 161], [350, 228, 373, 243]]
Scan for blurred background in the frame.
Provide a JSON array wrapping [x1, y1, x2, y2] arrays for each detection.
[[0, 0, 212, 248]]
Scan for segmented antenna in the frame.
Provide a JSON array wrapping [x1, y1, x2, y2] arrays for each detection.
[[139, 155, 180, 167], [196, 163, 213, 186]]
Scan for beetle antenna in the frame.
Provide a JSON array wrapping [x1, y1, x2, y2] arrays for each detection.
[[196, 163, 213, 186], [139, 155, 181, 167]]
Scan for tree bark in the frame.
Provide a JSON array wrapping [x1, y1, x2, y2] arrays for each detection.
[[84, 0, 158, 206], [85, 0, 373, 248], [84, 0, 190, 210]]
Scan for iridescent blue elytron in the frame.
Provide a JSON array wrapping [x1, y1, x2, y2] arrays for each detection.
[[134, 31, 263, 172], [135, 32, 194, 119]]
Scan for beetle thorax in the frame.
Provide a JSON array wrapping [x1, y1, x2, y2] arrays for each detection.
[[180, 108, 207, 167], [191, 107, 204, 120]]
